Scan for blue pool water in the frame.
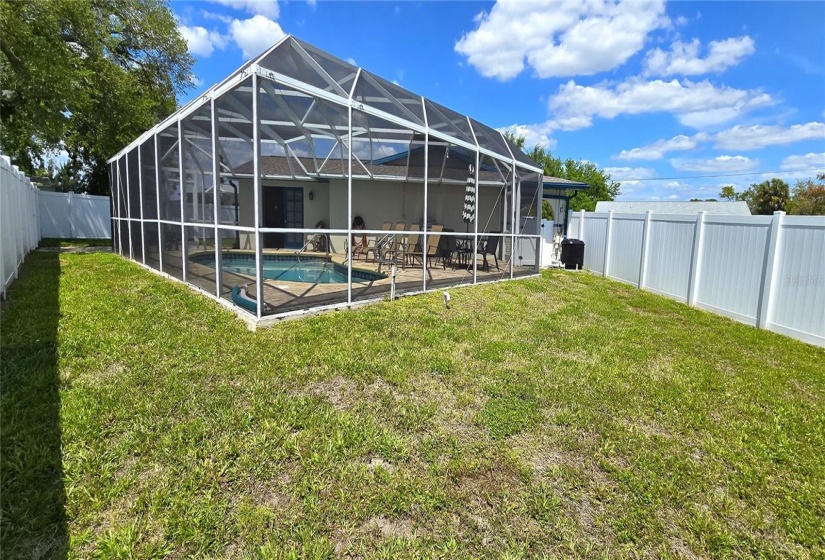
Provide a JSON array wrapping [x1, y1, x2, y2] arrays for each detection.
[[193, 254, 383, 284]]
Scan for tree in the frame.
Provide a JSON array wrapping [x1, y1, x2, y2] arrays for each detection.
[[742, 178, 790, 215], [542, 199, 554, 221], [787, 173, 825, 215], [503, 133, 620, 212], [719, 185, 742, 201], [0, 0, 193, 194]]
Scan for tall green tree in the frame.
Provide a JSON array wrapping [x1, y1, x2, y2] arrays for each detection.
[[787, 173, 825, 215], [719, 185, 743, 201], [742, 178, 790, 215], [527, 145, 620, 211], [503, 132, 620, 212], [0, 0, 193, 194]]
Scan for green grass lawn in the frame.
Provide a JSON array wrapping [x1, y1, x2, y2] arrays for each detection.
[[2, 250, 823, 559]]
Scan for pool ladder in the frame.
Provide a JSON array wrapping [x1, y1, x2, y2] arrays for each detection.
[[295, 234, 330, 261]]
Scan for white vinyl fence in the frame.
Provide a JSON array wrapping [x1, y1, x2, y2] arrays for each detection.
[[567, 210, 825, 347], [39, 190, 111, 239], [1, 156, 41, 298]]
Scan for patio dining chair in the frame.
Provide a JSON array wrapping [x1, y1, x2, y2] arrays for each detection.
[[401, 224, 421, 268], [385, 222, 407, 261], [480, 233, 501, 272], [364, 221, 394, 261], [406, 224, 443, 268]]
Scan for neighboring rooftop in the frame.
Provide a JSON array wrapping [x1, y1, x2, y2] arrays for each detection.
[[543, 176, 590, 191], [595, 201, 751, 215]]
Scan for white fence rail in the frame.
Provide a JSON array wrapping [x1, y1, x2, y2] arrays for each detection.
[[567, 210, 825, 347], [1, 156, 41, 298], [39, 190, 111, 239]]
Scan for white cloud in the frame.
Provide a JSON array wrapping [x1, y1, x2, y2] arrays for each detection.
[[548, 77, 773, 130], [207, 0, 279, 18], [455, 0, 669, 80], [644, 36, 755, 76], [713, 122, 825, 150], [614, 122, 825, 161], [780, 152, 825, 172], [346, 57, 357, 66], [179, 25, 228, 57], [603, 166, 657, 185], [500, 122, 557, 150], [615, 133, 707, 160], [191, 75, 204, 88], [229, 15, 286, 60], [671, 155, 758, 173]]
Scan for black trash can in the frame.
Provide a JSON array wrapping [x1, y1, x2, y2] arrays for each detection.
[[560, 238, 585, 270]]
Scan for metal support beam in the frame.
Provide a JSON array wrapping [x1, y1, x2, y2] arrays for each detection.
[[252, 72, 264, 319], [211, 97, 223, 299], [177, 119, 188, 282], [154, 133, 163, 272]]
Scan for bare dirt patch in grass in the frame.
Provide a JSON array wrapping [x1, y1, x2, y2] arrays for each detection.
[[363, 515, 416, 539], [306, 376, 358, 411]]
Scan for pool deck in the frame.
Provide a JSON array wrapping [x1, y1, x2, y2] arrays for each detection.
[[145, 248, 538, 318]]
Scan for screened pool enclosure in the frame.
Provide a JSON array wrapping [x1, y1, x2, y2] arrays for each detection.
[[108, 36, 544, 323]]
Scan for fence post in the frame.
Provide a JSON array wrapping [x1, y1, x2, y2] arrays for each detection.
[[579, 209, 585, 241], [757, 211, 784, 329], [687, 210, 706, 306], [68, 190, 76, 238], [638, 210, 652, 289], [603, 210, 613, 277]]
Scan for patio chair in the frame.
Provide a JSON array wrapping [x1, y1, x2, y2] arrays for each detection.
[[377, 222, 408, 266], [440, 230, 457, 269], [401, 224, 421, 268], [364, 221, 394, 261], [480, 233, 501, 272], [406, 224, 443, 268]]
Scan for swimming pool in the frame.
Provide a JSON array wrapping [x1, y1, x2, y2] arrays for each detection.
[[191, 253, 385, 284]]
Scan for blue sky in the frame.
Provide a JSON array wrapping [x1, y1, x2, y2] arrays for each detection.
[[174, 0, 825, 201]]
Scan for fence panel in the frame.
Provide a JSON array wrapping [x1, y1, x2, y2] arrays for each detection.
[[644, 216, 696, 302], [564, 210, 825, 347], [1, 155, 40, 298], [608, 214, 645, 285], [695, 217, 772, 325], [769, 216, 825, 345], [581, 214, 608, 274], [39, 191, 111, 239]]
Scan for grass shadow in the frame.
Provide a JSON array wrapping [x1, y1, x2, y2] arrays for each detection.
[[1, 251, 67, 558]]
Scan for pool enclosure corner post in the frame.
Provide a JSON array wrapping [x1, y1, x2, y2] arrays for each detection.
[[346, 70, 360, 306], [346, 102, 353, 305], [137, 141, 145, 264], [467, 117, 480, 284], [473, 150, 480, 284], [536, 172, 545, 274], [177, 118, 188, 282], [154, 132, 163, 272], [422, 96, 429, 291], [211, 96, 222, 299], [115, 158, 122, 256], [125, 150, 133, 259], [510, 166, 517, 279], [252, 70, 264, 319]]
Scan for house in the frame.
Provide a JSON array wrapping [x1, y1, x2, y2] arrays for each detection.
[[543, 176, 590, 236], [106, 35, 544, 322]]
